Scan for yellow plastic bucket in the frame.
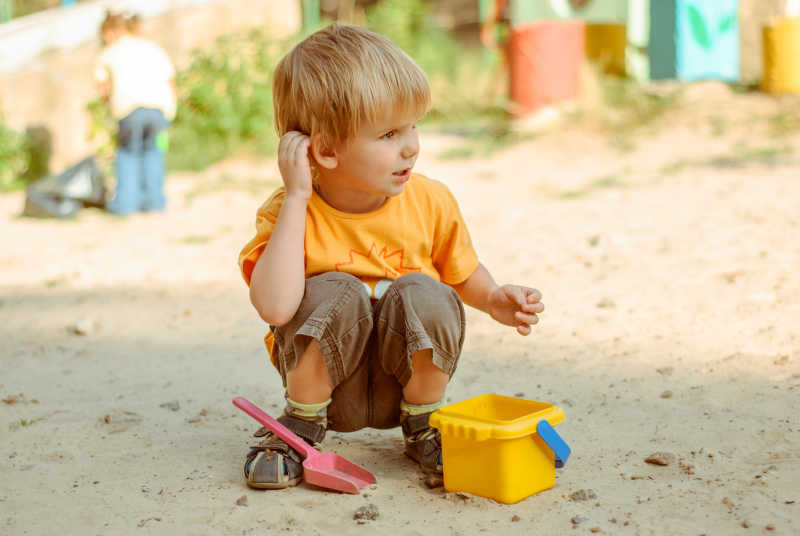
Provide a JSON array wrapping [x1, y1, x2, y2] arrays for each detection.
[[429, 394, 570, 504], [762, 16, 800, 94]]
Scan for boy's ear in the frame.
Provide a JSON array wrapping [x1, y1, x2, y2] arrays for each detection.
[[310, 134, 338, 170]]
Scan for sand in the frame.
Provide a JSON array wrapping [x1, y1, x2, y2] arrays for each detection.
[[1, 82, 798, 535]]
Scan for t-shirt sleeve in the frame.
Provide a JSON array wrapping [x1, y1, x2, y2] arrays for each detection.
[[431, 183, 479, 285], [238, 189, 286, 286]]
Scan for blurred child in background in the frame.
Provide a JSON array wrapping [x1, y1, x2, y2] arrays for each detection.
[[95, 11, 176, 214]]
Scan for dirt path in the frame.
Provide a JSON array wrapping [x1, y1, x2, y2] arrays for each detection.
[[1, 83, 799, 535]]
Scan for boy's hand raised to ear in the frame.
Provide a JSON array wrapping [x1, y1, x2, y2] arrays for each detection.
[[278, 131, 313, 201], [487, 285, 544, 336]]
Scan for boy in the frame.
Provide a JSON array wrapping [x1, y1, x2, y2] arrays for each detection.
[[238, 24, 543, 489]]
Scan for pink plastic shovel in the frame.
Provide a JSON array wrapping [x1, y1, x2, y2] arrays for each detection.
[[233, 397, 376, 494]]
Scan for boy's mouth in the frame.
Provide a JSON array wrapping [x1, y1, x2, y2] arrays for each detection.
[[392, 168, 411, 181]]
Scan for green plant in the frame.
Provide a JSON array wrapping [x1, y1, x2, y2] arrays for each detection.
[[0, 119, 28, 191], [366, 0, 506, 124], [559, 175, 623, 200], [8, 416, 44, 430], [167, 29, 293, 170]]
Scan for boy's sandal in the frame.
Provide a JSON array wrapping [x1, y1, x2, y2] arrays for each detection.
[[243, 415, 326, 489], [401, 412, 443, 474]]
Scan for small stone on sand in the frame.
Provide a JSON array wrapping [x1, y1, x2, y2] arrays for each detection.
[[570, 489, 597, 501], [354, 504, 379, 523], [645, 452, 676, 466]]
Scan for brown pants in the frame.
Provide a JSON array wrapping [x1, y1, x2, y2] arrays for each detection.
[[272, 272, 466, 432]]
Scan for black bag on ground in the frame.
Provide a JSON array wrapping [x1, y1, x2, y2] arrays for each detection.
[[23, 156, 107, 218]]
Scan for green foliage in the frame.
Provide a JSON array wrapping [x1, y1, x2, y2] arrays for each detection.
[[6, 0, 88, 19], [0, 119, 28, 191], [167, 29, 292, 170], [559, 175, 623, 200], [365, 0, 505, 124], [8, 417, 44, 430], [366, 0, 458, 81]]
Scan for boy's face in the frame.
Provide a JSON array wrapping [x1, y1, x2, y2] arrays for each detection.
[[321, 110, 420, 210]]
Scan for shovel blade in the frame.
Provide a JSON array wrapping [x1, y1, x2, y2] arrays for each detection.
[[303, 452, 376, 494]]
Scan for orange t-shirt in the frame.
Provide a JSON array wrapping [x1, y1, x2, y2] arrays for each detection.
[[239, 173, 479, 363]]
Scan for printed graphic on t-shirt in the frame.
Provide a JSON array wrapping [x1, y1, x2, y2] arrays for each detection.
[[335, 242, 421, 299]]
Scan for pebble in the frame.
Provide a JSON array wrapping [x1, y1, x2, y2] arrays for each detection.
[[645, 452, 676, 466], [70, 318, 98, 336], [660, 390, 673, 399], [596, 298, 615, 309], [656, 366, 674, 376], [570, 489, 597, 501], [354, 504, 379, 523], [236, 495, 248, 506], [571, 516, 588, 525], [511, 515, 521, 522], [159, 401, 180, 412]]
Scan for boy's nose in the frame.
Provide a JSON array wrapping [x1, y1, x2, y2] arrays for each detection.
[[401, 131, 419, 159]]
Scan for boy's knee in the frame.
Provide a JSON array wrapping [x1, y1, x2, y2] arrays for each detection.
[[391, 273, 439, 292], [304, 272, 369, 303], [390, 273, 459, 307], [281, 271, 371, 331]]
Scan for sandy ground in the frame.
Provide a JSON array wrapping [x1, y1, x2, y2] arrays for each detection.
[[1, 83, 799, 535]]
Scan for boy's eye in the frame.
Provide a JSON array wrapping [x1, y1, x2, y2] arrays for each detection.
[[382, 130, 395, 139]]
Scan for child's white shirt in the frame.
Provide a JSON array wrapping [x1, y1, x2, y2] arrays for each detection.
[[95, 36, 176, 121]]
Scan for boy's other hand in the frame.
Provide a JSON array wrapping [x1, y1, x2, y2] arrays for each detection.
[[278, 131, 313, 201], [487, 285, 544, 336]]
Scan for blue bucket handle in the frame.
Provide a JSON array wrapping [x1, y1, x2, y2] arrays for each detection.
[[536, 420, 571, 468]]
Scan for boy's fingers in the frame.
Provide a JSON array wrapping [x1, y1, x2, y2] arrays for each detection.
[[522, 302, 544, 314], [516, 324, 531, 336], [525, 288, 542, 303], [504, 285, 526, 306], [294, 138, 310, 165], [515, 311, 539, 325], [286, 133, 302, 158]]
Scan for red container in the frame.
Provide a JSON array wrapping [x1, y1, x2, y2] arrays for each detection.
[[507, 20, 586, 117]]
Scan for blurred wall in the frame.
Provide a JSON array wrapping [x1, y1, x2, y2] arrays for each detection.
[[0, 0, 300, 170]]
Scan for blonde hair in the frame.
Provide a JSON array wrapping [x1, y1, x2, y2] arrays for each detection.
[[272, 24, 430, 147], [100, 11, 140, 41], [100, 11, 126, 37]]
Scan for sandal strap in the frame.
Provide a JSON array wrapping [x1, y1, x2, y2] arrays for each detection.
[[248, 439, 303, 465], [279, 415, 327, 444], [401, 412, 433, 438], [251, 414, 327, 446]]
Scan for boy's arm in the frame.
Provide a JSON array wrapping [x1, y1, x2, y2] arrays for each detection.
[[452, 263, 544, 336], [248, 195, 308, 326], [249, 132, 314, 326]]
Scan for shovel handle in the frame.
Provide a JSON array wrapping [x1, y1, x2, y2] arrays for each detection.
[[233, 397, 315, 459]]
